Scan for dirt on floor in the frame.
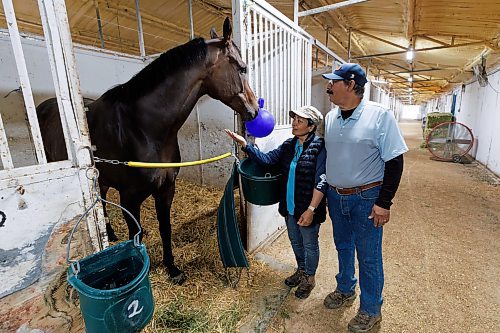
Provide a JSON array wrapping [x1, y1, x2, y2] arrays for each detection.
[[262, 120, 500, 333]]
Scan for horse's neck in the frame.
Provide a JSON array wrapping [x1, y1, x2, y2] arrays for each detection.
[[140, 69, 206, 140]]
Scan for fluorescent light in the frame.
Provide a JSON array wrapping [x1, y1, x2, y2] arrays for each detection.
[[406, 48, 415, 62], [370, 80, 388, 84], [408, 76, 413, 82], [409, 87, 413, 92]]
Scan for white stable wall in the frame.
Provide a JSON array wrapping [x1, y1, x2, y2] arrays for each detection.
[[424, 69, 500, 176], [0, 32, 145, 121], [401, 105, 421, 120], [369, 82, 405, 120]]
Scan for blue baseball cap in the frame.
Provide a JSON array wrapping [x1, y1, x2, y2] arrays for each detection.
[[322, 63, 368, 86]]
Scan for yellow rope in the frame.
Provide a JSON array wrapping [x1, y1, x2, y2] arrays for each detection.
[[126, 152, 232, 168]]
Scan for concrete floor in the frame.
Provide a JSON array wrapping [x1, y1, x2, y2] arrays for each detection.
[[261, 120, 500, 333]]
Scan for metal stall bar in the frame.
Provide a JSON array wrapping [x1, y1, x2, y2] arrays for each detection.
[[2, 0, 47, 165], [264, 17, 269, 107], [258, 12, 264, 102], [269, 21, 275, 120], [279, 26, 284, 125], [252, 10, 259, 98], [135, 0, 146, 57], [306, 39, 312, 104], [0, 113, 14, 169]]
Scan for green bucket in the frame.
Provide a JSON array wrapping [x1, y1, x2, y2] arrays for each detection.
[[67, 240, 154, 333], [66, 196, 154, 333], [238, 158, 282, 205]]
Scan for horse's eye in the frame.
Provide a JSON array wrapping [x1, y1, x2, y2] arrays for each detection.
[[239, 67, 247, 74]]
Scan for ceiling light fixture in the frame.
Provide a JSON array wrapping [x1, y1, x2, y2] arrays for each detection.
[[406, 47, 415, 63], [408, 76, 413, 82]]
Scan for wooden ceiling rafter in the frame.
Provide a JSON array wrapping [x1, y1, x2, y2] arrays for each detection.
[[446, 47, 494, 88], [405, 0, 416, 42], [351, 39, 494, 61], [416, 34, 450, 47], [193, 0, 231, 18], [311, 0, 369, 58], [299, 1, 348, 54], [103, 1, 195, 39], [351, 28, 407, 50]]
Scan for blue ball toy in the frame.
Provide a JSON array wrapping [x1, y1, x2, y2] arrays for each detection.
[[245, 98, 275, 138]]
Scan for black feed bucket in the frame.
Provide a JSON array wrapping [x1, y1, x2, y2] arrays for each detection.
[[238, 158, 281, 205]]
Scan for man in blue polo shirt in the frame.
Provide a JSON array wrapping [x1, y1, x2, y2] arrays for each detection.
[[322, 63, 408, 332]]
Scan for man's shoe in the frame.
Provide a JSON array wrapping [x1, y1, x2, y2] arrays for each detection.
[[323, 289, 356, 309], [284, 268, 304, 288], [295, 274, 315, 299], [348, 310, 382, 332]]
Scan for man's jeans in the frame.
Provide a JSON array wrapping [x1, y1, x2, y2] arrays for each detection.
[[327, 185, 384, 316], [286, 214, 320, 276]]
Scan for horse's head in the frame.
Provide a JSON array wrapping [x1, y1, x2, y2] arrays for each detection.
[[204, 18, 258, 121]]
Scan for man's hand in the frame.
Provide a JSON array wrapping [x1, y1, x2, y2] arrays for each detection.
[[298, 210, 314, 227], [368, 204, 390, 227]]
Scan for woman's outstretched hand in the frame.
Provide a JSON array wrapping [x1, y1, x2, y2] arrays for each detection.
[[224, 129, 247, 148]]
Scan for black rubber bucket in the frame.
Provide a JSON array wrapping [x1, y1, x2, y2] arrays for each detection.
[[237, 158, 281, 205]]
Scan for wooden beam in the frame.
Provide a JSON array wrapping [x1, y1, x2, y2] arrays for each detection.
[[417, 34, 449, 46], [405, 0, 416, 41], [104, 1, 194, 38], [352, 29, 407, 50], [352, 40, 491, 60], [299, 2, 348, 55], [389, 68, 445, 75], [389, 78, 447, 84], [447, 48, 493, 85], [76, 29, 164, 53], [314, 0, 368, 58], [193, 0, 230, 18], [298, 0, 370, 17]]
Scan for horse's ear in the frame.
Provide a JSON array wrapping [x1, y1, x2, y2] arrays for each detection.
[[210, 27, 218, 39], [223, 17, 232, 41]]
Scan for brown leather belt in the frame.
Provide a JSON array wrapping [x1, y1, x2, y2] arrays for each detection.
[[330, 181, 383, 195]]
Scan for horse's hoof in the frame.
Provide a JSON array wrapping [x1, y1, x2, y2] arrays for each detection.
[[107, 233, 119, 242], [106, 224, 119, 242], [170, 272, 186, 285]]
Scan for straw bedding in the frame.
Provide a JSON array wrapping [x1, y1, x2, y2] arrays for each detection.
[[106, 178, 285, 332]]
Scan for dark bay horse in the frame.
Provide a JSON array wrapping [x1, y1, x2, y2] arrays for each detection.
[[37, 18, 258, 284]]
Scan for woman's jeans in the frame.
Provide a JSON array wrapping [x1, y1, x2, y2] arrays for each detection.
[[327, 185, 384, 316], [286, 214, 320, 276]]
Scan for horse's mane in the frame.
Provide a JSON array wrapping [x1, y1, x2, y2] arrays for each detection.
[[102, 37, 208, 103]]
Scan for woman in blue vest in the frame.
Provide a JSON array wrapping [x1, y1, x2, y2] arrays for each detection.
[[225, 105, 327, 299]]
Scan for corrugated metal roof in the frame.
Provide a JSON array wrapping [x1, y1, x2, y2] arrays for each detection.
[[1, 0, 499, 104]]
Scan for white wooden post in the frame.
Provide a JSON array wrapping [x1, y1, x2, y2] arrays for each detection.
[[38, 0, 106, 250], [2, 0, 47, 164]]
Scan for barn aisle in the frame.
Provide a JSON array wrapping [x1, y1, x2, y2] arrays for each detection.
[[262, 120, 500, 333]]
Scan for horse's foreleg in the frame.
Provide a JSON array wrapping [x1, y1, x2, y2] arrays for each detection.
[[118, 191, 145, 241], [153, 181, 185, 285], [100, 185, 118, 242]]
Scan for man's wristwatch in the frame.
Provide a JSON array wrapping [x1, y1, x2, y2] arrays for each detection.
[[308, 205, 316, 213]]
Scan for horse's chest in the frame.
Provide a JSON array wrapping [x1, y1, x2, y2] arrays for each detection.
[[150, 169, 177, 189]]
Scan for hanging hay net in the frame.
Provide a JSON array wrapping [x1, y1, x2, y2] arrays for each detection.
[[105, 178, 287, 332]]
